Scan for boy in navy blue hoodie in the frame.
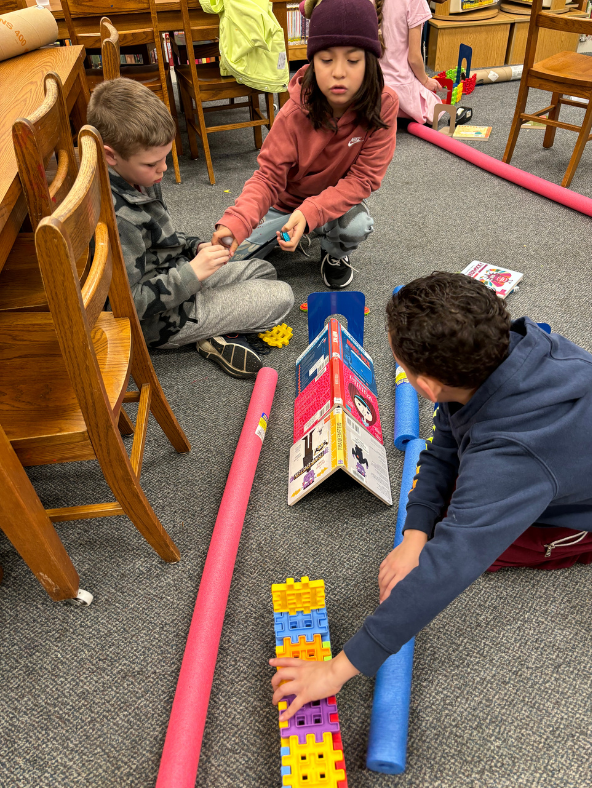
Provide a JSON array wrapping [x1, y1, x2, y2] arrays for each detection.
[[270, 271, 592, 717]]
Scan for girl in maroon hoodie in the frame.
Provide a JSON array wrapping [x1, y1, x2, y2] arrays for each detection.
[[212, 0, 399, 289]]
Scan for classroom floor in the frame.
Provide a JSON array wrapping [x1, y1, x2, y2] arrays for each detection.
[[1, 77, 591, 788]]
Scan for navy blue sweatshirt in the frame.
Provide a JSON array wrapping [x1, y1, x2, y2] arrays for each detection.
[[344, 318, 592, 676]]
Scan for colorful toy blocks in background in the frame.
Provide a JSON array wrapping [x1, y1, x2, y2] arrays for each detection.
[[259, 323, 293, 348], [272, 577, 348, 787]]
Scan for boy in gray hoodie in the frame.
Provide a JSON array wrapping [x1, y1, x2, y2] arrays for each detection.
[[87, 78, 293, 378]]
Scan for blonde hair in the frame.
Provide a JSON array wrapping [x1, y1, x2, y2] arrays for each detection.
[[87, 78, 176, 159], [375, 0, 385, 54]]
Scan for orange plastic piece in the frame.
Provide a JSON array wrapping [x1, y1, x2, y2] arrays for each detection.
[[276, 633, 332, 662], [272, 576, 326, 614], [281, 732, 345, 788], [258, 322, 293, 348]]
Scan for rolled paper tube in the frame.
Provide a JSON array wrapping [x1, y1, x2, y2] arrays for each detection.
[[367, 438, 426, 774], [473, 65, 523, 85], [156, 368, 278, 788], [0, 7, 58, 63], [407, 122, 592, 219], [394, 365, 419, 451]]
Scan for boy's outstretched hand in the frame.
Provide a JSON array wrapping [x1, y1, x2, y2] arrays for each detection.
[[211, 225, 238, 256], [378, 529, 428, 603], [190, 242, 230, 281], [270, 650, 360, 721], [277, 209, 307, 252]]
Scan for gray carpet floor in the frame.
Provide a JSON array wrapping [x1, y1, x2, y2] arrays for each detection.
[[1, 75, 591, 788]]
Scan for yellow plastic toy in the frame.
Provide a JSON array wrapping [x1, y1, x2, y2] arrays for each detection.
[[258, 323, 293, 348], [275, 633, 332, 663], [281, 732, 345, 788], [272, 576, 326, 615]]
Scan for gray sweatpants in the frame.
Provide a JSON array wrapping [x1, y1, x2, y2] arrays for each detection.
[[231, 201, 374, 262], [160, 257, 293, 349]]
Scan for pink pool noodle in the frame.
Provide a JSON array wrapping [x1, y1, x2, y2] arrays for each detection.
[[156, 367, 278, 788], [407, 122, 592, 218]]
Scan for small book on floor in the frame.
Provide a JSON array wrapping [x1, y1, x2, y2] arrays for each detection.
[[452, 125, 492, 140], [521, 120, 547, 130], [462, 261, 523, 298], [288, 407, 392, 506]]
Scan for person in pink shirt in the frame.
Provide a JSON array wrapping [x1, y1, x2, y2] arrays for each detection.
[[376, 0, 472, 127], [212, 0, 398, 289]]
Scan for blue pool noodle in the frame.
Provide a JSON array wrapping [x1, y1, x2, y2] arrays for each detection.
[[366, 438, 426, 774], [394, 375, 419, 451], [391, 285, 420, 451]]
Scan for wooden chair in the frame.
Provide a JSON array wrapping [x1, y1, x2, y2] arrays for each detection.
[[503, 0, 592, 188], [174, 0, 275, 185], [0, 72, 85, 314], [61, 1, 184, 183], [0, 125, 191, 566]]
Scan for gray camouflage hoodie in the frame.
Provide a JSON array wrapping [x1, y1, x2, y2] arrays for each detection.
[[110, 169, 202, 347]]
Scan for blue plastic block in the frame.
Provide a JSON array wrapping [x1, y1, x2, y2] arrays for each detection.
[[281, 765, 291, 776], [281, 746, 291, 757], [274, 608, 330, 647]]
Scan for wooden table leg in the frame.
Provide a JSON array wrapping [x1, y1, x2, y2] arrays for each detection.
[[69, 65, 90, 134], [0, 424, 80, 601]]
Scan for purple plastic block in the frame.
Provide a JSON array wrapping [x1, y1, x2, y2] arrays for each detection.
[[279, 696, 340, 745]]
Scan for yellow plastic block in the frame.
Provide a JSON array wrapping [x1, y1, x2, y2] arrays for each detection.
[[275, 633, 332, 663], [258, 323, 293, 348], [281, 732, 345, 787], [272, 576, 326, 614]]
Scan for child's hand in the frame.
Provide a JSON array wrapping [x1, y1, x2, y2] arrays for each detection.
[[211, 225, 238, 256], [277, 210, 307, 252], [378, 529, 428, 603], [425, 76, 443, 93], [190, 242, 230, 281], [270, 651, 359, 721]]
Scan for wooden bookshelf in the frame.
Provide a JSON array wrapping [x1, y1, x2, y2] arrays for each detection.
[[288, 43, 308, 61]]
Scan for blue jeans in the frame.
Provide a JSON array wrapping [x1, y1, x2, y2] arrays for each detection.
[[232, 201, 374, 262]]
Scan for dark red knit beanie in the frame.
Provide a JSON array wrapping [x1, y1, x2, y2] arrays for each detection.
[[303, 0, 381, 61]]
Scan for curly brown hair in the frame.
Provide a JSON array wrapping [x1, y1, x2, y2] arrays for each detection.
[[386, 272, 512, 389], [301, 52, 389, 133]]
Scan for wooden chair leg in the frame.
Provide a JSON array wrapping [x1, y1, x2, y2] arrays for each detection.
[[195, 100, 216, 184], [278, 91, 289, 109], [0, 424, 80, 601], [561, 101, 592, 188], [166, 68, 183, 156], [503, 84, 531, 165], [265, 91, 275, 130], [171, 136, 182, 185], [118, 408, 135, 436], [543, 92, 562, 149], [251, 94, 263, 149], [97, 421, 180, 562], [179, 82, 200, 160]]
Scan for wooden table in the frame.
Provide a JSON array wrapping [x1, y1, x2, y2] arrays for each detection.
[[0, 45, 88, 272]]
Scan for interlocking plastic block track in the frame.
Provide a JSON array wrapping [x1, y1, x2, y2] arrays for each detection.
[[274, 608, 330, 646], [272, 576, 326, 615], [278, 696, 340, 744], [281, 732, 346, 788], [258, 323, 293, 348], [275, 633, 332, 662]]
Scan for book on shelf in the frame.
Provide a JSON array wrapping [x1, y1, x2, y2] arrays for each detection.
[[461, 261, 523, 298], [288, 408, 392, 506]]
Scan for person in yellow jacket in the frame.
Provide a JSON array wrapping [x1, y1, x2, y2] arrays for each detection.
[[199, 0, 289, 93]]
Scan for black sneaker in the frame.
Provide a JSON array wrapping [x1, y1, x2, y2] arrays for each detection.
[[197, 334, 262, 378], [320, 251, 354, 289]]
